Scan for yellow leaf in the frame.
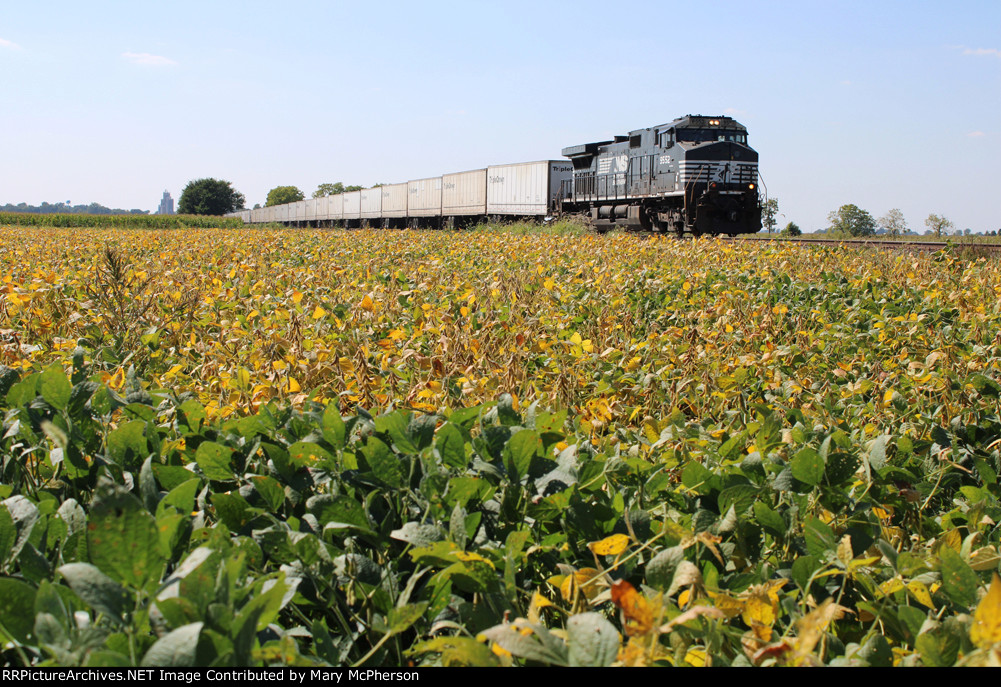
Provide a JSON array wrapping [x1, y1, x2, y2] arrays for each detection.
[[312, 305, 327, 319], [880, 578, 905, 596], [360, 294, 375, 312], [588, 533, 630, 556], [234, 367, 251, 389], [836, 534, 853, 567], [940, 528, 963, 553], [560, 568, 602, 603], [451, 550, 495, 569], [292, 290, 304, 305], [108, 367, 125, 390], [287, 378, 301, 393], [678, 588, 692, 608], [711, 592, 745, 618], [685, 648, 707, 666], [971, 573, 1001, 650], [741, 580, 786, 642], [907, 580, 935, 610], [528, 591, 554, 624]]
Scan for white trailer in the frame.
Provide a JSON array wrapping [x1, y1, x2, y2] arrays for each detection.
[[328, 194, 344, 222], [315, 195, 330, 221], [361, 188, 383, 220], [442, 169, 487, 216], [380, 183, 408, 219], [407, 177, 442, 218], [486, 160, 574, 216], [343, 191, 361, 222]]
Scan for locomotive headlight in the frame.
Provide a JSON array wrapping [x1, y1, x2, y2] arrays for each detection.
[[748, 183, 755, 190]]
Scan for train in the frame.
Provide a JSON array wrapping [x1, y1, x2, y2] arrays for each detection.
[[234, 115, 762, 236]]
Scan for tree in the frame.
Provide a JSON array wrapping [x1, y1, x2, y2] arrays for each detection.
[[761, 197, 779, 233], [925, 213, 954, 238], [312, 182, 364, 198], [827, 204, 876, 237], [879, 208, 907, 237], [313, 183, 343, 198], [781, 221, 801, 236], [177, 178, 245, 215], [266, 186, 305, 207]]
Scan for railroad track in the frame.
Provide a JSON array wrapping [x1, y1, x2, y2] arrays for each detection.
[[714, 235, 1001, 254]]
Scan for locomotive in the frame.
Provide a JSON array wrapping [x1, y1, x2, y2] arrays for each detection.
[[559, 115, 761, 235], [237, 115, 762, 236]]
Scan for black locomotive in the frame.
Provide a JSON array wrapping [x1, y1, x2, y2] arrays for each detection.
[[559, 115, 761, 235]]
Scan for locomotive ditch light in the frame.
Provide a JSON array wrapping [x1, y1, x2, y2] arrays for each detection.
[[748, 183, 755, 190]]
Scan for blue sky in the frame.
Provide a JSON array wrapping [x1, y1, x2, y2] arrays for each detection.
[[1, 0, 998, 232]]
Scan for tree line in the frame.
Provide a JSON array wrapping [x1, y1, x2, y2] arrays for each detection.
[[1, 201, 150, 215], [761, 198, 992, 238]]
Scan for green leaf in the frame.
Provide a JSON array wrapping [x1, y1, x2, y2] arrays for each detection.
[[376, 410, 419, 455], [503, 429, 541, 481], [480, 619, 567, 665], [233, 576, 287, 663], [645, 545, 685, 590], [791, 555, 821, 592], [717, 484, 758, 516], [970, 374, 1001, 398], [497, 393, 521, 426], [0, 504, 17, 565], [567, 612, 620, 667], [363, 435, 404, 487], [157, 478, 201, 518], [386, 602, 429, 635], [790, 447, 825, 486], [753, 501, 787, 537], [309, 495, 374, 535], [868, 435, 890, 471], [140, 622, 203, 667], [436, 423, 467, 469], [178, 399, 207, 434], [391, 522, 445, 548], [804, 516, 836, 557], [107, 419, 148, 468], [2, 495, 40, 564], [87, 480, 166, 589], [40, 364, 72, 411], [140, 456, 160, 514], [436, 560, 496, 594], [251, 475, 285, 513], [939, 546, 979, 608], [211, 492, 256, 532], [152, 464, 199, 492], [681, 461, 715, 494], [322, 403, 346, 448], [195, 441, 234, 481], [412, 636, 499, 667], [0, 578, 38, 643], [288, 441, 334, 469], [57, 562, 131, 626]]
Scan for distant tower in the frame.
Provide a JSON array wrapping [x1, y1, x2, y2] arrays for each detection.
[[157, 191, 175, 215]]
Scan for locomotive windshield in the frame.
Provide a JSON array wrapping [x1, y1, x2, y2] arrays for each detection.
[[676, 129, 747, 144]]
